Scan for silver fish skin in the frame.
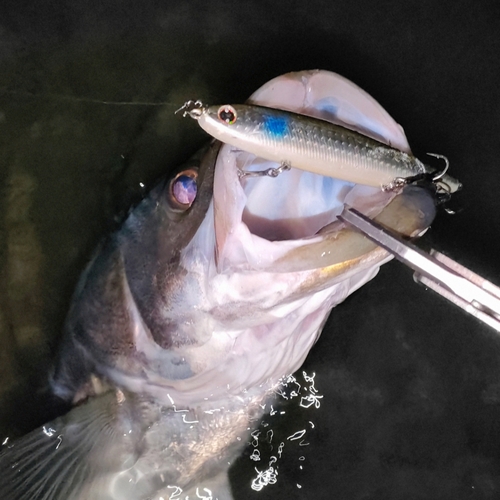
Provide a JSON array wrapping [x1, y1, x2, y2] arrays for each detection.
[[0, 70, 438, 500], [194, 103, 461, 193]]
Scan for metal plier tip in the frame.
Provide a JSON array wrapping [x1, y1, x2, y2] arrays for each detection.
[[339, 206, 500, 333]]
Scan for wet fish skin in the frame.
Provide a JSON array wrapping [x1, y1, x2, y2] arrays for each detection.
[[50, 142, 222, 404]]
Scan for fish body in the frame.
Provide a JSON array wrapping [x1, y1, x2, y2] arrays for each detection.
[[0, 70, 438, 499]]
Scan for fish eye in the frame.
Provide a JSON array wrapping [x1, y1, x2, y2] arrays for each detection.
[[217, 105, 237, 125], [169, 168, 198, 210]]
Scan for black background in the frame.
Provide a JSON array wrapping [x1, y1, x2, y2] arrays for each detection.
[[1, 1, 500, 498]]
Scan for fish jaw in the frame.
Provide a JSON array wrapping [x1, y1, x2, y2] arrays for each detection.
[[210, 70, 433, 274]]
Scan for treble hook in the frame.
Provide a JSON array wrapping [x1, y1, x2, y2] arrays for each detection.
[[426, 152, 450, 182], [383, 152, 452, 194], [237, 162, 291, 179]]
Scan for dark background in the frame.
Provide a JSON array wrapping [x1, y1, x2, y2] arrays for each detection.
[[1, 0, 500, 498]]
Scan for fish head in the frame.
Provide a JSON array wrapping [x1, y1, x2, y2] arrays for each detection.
[[56, 70, 436, 408]]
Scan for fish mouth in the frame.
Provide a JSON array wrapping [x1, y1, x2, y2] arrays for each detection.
[[213, 146, 435, 276], [212, 70, 436, 276]]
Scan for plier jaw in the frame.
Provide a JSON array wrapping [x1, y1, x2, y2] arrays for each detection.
[[339, 206, 500, 333]]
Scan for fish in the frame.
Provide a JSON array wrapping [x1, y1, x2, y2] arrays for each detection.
[[0, 69, 438, 499]]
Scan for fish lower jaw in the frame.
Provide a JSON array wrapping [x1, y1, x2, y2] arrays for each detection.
[[215, 181, 435, 276]]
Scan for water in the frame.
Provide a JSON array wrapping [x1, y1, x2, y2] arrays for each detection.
[[2, 1, 500, 498]]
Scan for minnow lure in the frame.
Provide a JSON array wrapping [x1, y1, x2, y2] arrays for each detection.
[[177, 100, 461, 193]]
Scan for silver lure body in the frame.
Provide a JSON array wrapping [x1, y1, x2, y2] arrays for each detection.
[[186, 102, 460, 193]]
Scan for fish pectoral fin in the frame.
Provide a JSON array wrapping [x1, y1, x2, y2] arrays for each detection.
[[0, 390, 143, 500]]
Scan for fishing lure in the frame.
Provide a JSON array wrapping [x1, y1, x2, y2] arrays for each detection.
[[177, 100, 460, 194]]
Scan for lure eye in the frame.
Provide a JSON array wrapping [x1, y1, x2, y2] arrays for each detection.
[[217, 105, 237, 125], [169, 169, 198, 210]]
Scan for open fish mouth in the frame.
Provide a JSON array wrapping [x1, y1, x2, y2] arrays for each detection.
[[208, 70, 436, 276]]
